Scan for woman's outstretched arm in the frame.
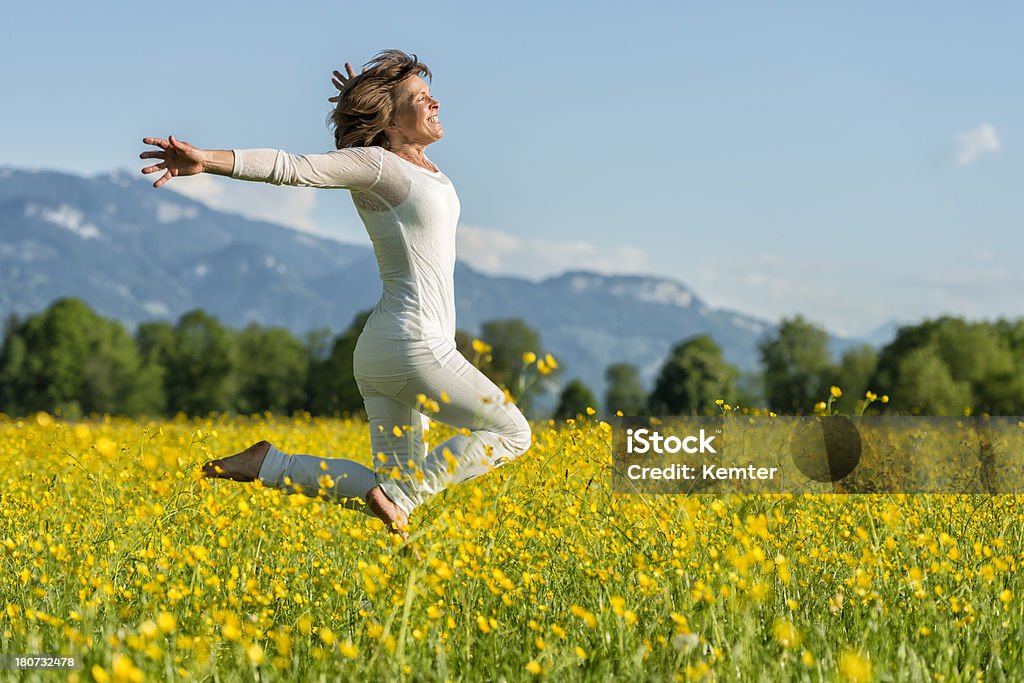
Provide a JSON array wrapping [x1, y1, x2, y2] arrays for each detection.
[[140, 136, 233, 188], [140, 136, 382, 190]]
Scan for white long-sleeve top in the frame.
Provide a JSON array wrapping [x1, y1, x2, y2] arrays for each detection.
[[231, 146, 461, 345]]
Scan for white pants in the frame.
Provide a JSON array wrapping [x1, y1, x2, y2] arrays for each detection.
[[257, 335, 532, 516]]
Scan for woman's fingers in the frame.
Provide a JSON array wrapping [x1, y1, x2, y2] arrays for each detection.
[[153, 169, 172, 188], [329, 62, 366, 102], [141, 162, 167, 174], [139, 150, 165, 160], [142, 137, 170, 150]]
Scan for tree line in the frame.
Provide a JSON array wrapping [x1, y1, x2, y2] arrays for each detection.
[[0, 298, 558, 420], [581, 315, 1024, 418], [2, 299, 1022, 419]]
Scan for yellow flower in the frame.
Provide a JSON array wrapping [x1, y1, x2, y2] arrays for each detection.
[[91, 666, 110, 683], [570, 604, 597, 628], [865, 391, 877, 401], [772, 618, 801, 648], [881, 395, 889, 403], [838, 650, 872, 683], [319, 627, 336, 646], [472, 339, 492, 354], [111, 654, 143, 683], [830, 386, 842, 398], [340, 641, 358, 659], [536, 359, 551, 375], [525, 660, 542, 675], [246, 643, 265, 665], [544, 353, 558, 369], [522, 351, 537, 364], [95, 437, 117, 458]]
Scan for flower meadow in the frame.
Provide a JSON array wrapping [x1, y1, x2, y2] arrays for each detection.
[[2, 412, 1023, 682]]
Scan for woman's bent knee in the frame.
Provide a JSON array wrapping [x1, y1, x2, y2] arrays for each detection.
[[505, 412, 533, 457]]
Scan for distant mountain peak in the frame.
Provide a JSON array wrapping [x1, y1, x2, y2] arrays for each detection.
[[93, 168, 147, 187], [549, 270, 701, 309]]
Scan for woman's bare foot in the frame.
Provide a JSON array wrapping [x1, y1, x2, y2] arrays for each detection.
[[202, 440, 271, 482], [364, 485, 410, 540]]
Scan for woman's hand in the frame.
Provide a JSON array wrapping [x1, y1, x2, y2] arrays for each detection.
[[139, 135, 206, 188], [328, 62, 367, 103]]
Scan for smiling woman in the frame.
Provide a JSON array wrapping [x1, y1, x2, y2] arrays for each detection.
[[326, 49, 443, 160], [138, 49, 532, 549]]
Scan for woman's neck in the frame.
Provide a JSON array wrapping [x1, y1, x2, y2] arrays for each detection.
[[386, 141, 434, 170]]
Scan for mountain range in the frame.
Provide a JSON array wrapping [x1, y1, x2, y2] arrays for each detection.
[[0, 167, 886, 401]]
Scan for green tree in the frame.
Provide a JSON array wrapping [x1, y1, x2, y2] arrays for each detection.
[[554, 378, 598, 420], [16, 298, 98, 416], [0, 299, 161, 417], [304, 327, 333, 364], [306, 311, 370, 417], [80, 318, 164, 416], [828, 344, 878, 414], [759, 316, 836, 414], [235, 323, 311, 415], [0, 314, 27, 415], [649, 335, 738, 415], [479, 319, 543, 386], [873, 317, 1023, 414], [163, 309, 237, 415], [135, 321, 176, 415], [476, 318, 552, 416], [735, 371, 765, 411], [603, 362, 646, 416], [892, 347, 973, 415]]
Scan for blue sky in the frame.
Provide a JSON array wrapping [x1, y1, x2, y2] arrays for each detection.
[[2, 1, 1021, 336]]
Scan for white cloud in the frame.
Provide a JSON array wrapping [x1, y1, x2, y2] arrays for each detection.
[[456, 223, 649, 280], [950, 123, 1001, 167], [166, 173, 320, 232]]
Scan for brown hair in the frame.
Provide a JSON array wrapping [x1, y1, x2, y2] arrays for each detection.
[[327, 49, 432, 149]]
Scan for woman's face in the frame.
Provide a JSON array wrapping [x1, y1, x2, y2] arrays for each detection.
[[388, 75, 443, 145]]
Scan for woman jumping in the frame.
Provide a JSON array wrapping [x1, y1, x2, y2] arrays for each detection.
[[139, 50, 533, 539]]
